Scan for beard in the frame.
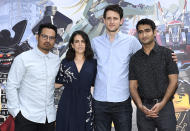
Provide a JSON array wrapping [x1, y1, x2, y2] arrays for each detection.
[[38, 42, 54, 53], [140, 37, 155, 45], [43, 42, 53, 50]]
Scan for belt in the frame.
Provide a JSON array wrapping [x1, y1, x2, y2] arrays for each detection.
[[141, 98, 162, 105]]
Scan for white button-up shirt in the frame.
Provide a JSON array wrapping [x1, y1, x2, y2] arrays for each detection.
[[6, 47, 60, 123], [91, 31, 142, 102]]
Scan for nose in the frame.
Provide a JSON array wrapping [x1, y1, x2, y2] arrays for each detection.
[[142, 32, 148, 37], [110, 18, 114, 23], [46, 37, 50, 42], [79, 41, 83, 46]]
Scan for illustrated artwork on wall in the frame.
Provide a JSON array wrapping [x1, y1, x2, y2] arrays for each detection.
[[0, 1, 190, 131]]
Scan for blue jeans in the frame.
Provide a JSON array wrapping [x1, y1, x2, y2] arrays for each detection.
[[93, 97, 132, 131]]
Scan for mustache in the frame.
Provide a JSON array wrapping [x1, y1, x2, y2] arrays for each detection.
[[44, 42, 50, 45]]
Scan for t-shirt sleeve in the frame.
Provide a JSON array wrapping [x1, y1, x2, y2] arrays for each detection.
[[129, 56, 137, 80], [165, 49, 179, 75]]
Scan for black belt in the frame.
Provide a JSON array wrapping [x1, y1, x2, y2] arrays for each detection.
[[142, 98, 162, 105]]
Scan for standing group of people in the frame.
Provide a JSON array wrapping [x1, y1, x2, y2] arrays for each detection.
[[6, 4, 178, 131]]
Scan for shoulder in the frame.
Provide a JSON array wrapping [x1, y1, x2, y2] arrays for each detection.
[[160, 46, 173, 52], [86, 58, 97, 65], [93, 34, 104, 40], [120, 33, 141, 47], [15, 49, 33, 60], [89, 58, 97, 63], [158, 45, 173, 55], [60, 58, 70, 65], [132, 49, 142, 57], [92, 34, 104, 44], [130, 50, 142, 61], [49, 52, 60, 62], [120, 32, 137, 40], [50, 52, 59, 58]]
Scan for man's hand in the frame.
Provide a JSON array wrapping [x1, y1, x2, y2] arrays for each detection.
[[139, 104, 159, 118], [172, 53, 178, 63], [150, 102, 165, 116]]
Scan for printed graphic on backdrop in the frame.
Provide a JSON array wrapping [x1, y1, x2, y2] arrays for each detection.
[[0, 0, 190, 130]]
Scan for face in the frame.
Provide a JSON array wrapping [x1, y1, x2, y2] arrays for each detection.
[[37, 28, 56, 54], [137, 24, 156, 45], [71, 34, 86, 55], [104, 10, 123, 33]]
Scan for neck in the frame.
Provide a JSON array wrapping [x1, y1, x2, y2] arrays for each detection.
[[107, 29, 119, 42], [74, 54, 85, 61], [143, 41, 155, 55]]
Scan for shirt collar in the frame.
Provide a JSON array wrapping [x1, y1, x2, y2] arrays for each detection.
[[104, 31, 122, 40], [139, 42, 160, 55], [151, 42, 160, 53], [35, 47, 53, 58]]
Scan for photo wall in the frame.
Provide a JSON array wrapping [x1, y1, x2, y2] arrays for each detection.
[[0, 0, 190, 130]]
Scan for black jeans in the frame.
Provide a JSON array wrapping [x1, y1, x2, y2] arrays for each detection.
[[137, 101, 176, 131], [14, 112, 55, 131], [93, 97, 132, 131]]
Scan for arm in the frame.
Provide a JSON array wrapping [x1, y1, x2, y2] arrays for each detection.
[[129, 80, 142, 109], [151, 74, 178, 114], [54, 83, 63, 88], [151, 49, 178, 114], [6, 55, 25, 117], [55, 60, 67, 88]]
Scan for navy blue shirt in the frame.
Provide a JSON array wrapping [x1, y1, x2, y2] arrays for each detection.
[[129, 44, 179, 99]]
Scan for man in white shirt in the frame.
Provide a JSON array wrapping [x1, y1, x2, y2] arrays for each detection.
[[6, 23, 60, 131]]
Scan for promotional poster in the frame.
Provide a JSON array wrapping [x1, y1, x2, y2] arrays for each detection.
[[0, 0, 190, 130]]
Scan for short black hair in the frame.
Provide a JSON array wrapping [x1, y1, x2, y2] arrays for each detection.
[[103, 4, 123, 19], [66, 30, 94, 60], [136, 18, 156, 31], [38, 23, 57, 37]]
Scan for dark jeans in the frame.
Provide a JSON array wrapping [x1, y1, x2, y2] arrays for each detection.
[[93, 97, 132, 131], [137, 101, 176, 131], [14, 112, 55, 131]]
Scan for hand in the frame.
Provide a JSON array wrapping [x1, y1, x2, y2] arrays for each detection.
[[150, 102, 165, 115], [139, 105, 158, 118], [172, 53, 178, 63]]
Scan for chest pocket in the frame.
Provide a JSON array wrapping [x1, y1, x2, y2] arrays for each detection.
[[115, 44, 130, 63], [95, 46, 109, 65]]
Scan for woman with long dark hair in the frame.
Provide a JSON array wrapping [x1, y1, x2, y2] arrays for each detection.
[[55, 30, 96, 131]]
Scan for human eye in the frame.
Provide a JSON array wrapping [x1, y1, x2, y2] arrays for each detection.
[[138, 30, 143, 34], [49, 36, 55, 40], [41, 34, 48, 39], [145, 29, 151, 32], [106, 17, 111, 20], [113, 17, 118, 20], [74, 40, 79, 43], [81, 40, 85, 44]]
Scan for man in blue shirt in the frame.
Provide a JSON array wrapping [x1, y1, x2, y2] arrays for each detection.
[[91, 4, 141, 131], [91, 4, 177, 131], [6, 23, 60, 131]]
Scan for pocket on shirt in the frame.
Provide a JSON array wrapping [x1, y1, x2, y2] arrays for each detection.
[[117, 52, 129, 63]]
